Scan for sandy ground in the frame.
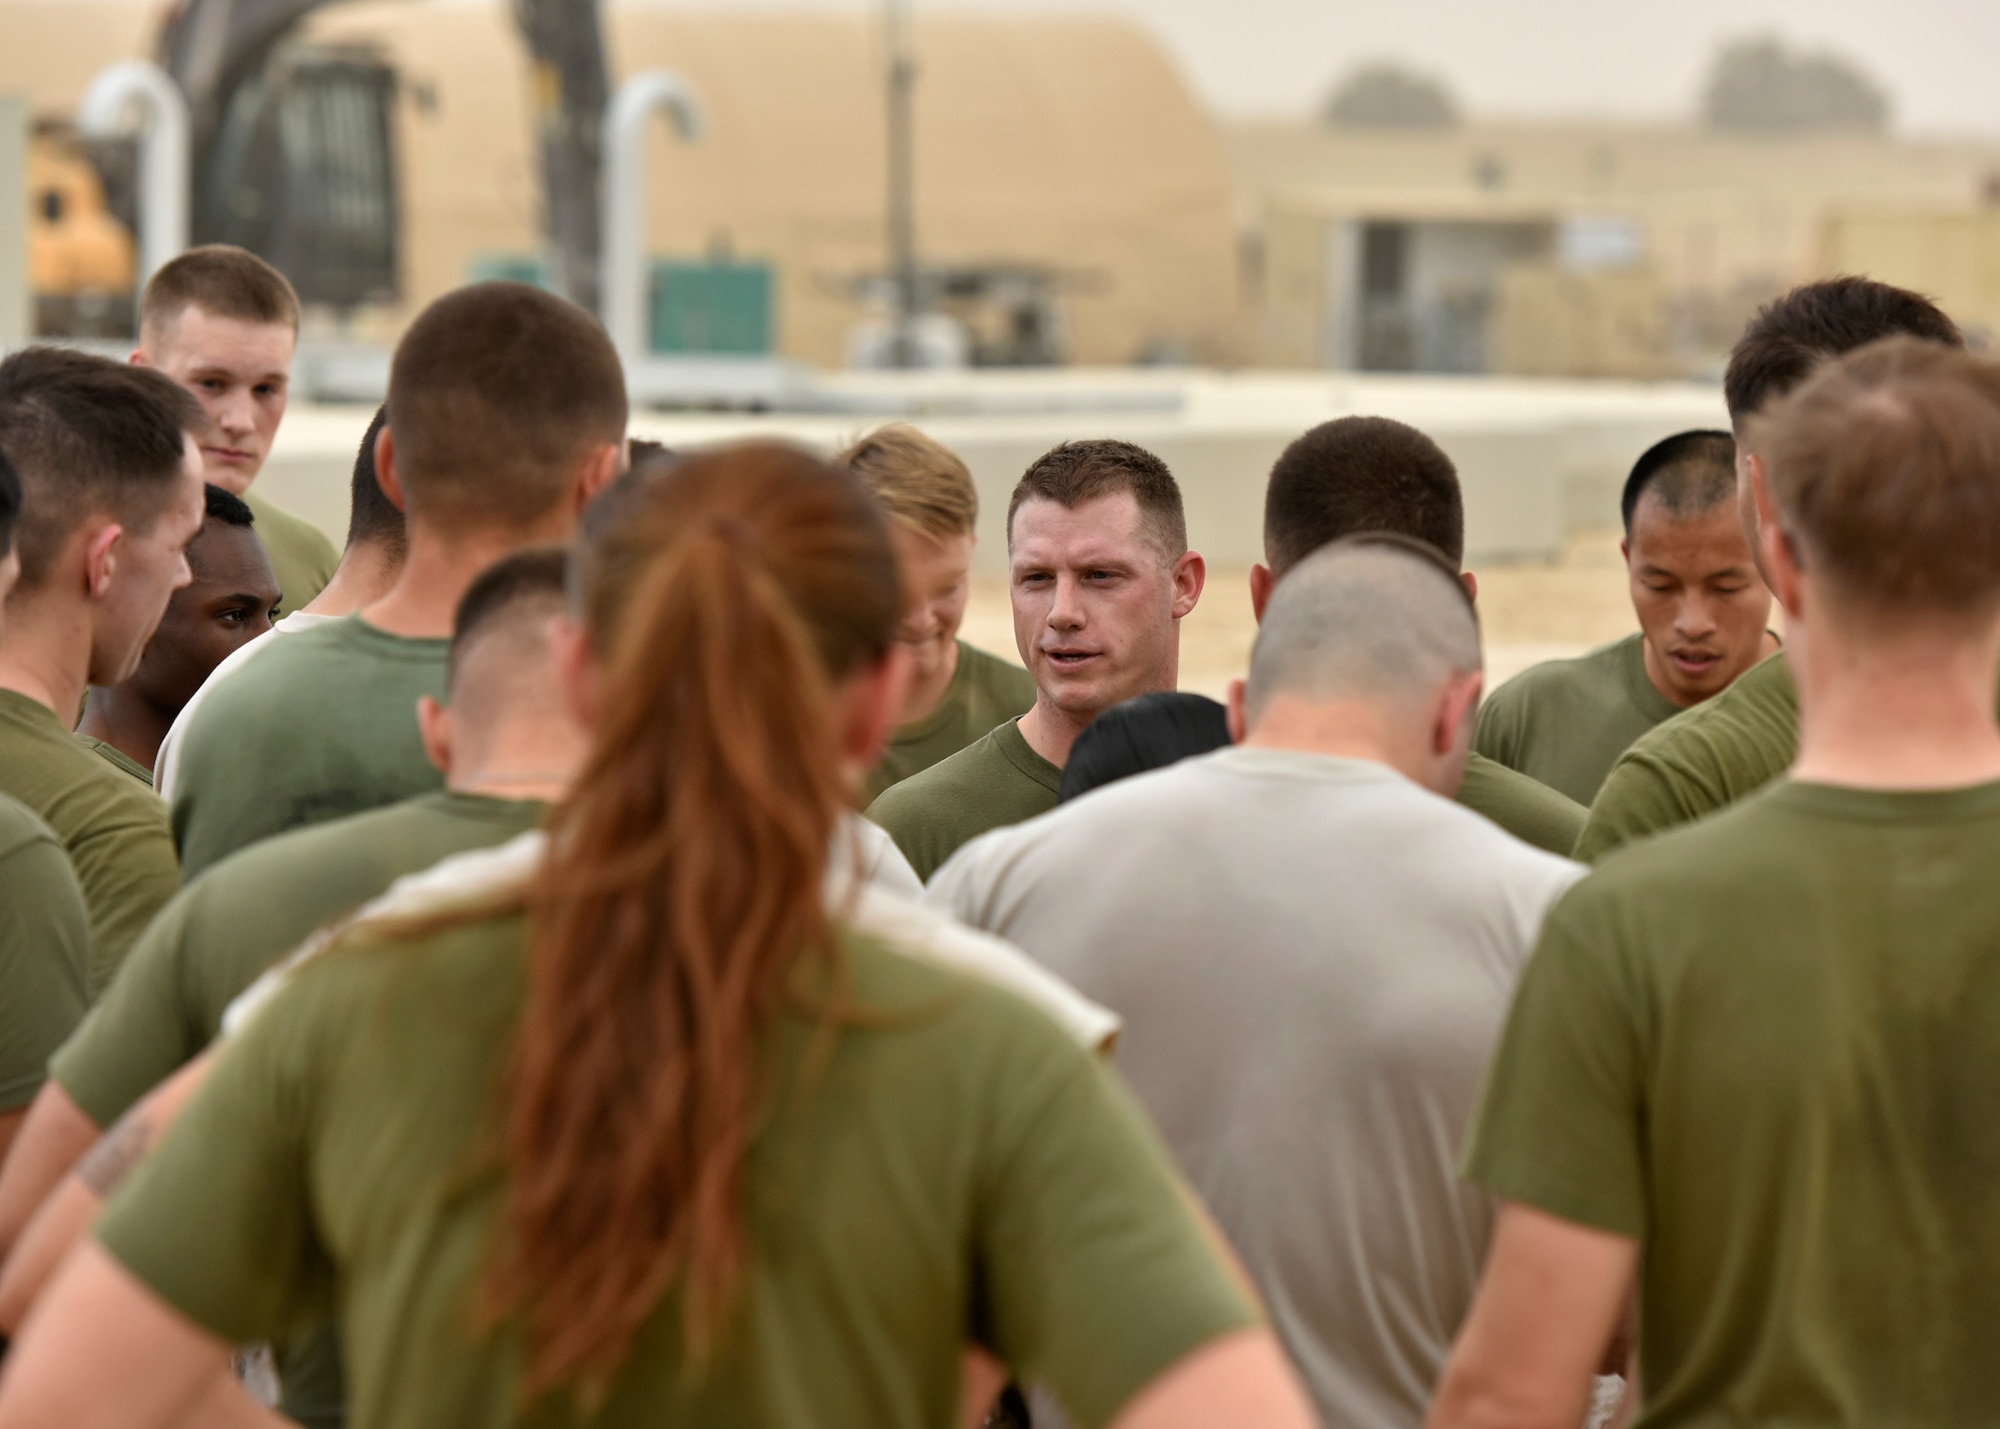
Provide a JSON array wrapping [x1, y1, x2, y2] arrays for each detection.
[[959, 528, 1643, 700]]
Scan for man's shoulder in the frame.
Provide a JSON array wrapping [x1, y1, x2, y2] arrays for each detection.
[[1621, 653, 1797, 774], [0, 718, 168, 836], [1577, 781, 1799, 906], [1491, 636, 1636, 706], [1458, 752, 1587, 855], [872, 723, 1020, 816], [955, 642, 1037, 711], [0, 789, 62, 863]]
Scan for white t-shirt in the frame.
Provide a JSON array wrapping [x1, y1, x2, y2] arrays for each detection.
[[154, 611, 338, 803], [927, 745, 1584, 1429], [225, 813, 1114, 1051]]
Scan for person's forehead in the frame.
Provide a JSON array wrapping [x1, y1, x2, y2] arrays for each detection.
[[155, 305, 295, 374], [186, 520, 277, 586], [1629, 493, 1750, 561], [1010, 491, 1151, 558]]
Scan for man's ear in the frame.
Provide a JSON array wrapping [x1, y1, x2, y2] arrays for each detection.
[[1226, 677, 1249, 743], [374, 426, 407, 513], [83, 523, 124, 600], [1249, 563, 1273, 625], [1749, 459, 1806, 618], [552, 614, 599, 737], [844, 644, 913, 779], [1171, 550, 1205, 620], [1459, 570, 1479, 606], [416, 694, 453, 778], [1435, 670, 1485, 757], [575, 442, 623, 511], [128, 346, 152, 369]]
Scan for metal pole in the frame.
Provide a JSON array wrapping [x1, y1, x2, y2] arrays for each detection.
[[78, 61, 191, 294], [885, 0, 919, 367], [600, 71, 704, 365]]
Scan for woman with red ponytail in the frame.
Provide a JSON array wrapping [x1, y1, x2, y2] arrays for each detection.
[[0, 443, 1312, 1429]]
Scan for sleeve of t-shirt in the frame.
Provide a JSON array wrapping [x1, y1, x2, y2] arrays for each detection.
[[972, 1020, 1259, 1428], [1459, 882, 1650, 1239], [1574, 748, 1707, 863], [0, 838, 91, 1113], [69, 806, 181, 996], [93, 966, 338, 1347], [49, 889, 206, 1130]]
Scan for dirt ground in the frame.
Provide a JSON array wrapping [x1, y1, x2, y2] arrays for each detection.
[[959, 529, 1642, 700]]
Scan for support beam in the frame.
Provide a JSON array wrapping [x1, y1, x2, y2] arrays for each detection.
[[600, 72, 704, 364], [78, 61, 190, 294]]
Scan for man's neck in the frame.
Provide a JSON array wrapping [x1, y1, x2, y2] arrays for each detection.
[[1018, 698, 1097, 768], [304, 542, 401, 619], [444, 724, 582, 804], [899, 639, 961, 727], [1791, 625, 2000, 790], [1239, 697, 1444, 792], [363, 523, 568, 640], [75, 686, 169, 772], [0, 606, 92, 725]]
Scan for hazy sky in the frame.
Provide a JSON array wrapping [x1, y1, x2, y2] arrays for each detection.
[[659, 0, 2000, 136]]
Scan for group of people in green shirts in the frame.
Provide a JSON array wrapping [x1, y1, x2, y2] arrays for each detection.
[[0, 239, 1985, 1429]]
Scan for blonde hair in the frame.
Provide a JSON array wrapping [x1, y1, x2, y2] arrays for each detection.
[[835, 423, 977, 540]]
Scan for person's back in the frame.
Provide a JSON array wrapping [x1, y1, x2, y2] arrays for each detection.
[[933, 542, 1582, 1426], [1436, 338, 2000, 1428], [1575, 277, 1965, 860], [169, 283, 628, 875]]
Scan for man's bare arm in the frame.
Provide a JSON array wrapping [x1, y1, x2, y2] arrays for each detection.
[[1427, 1203, 1638, 1429], [0, 1084, 100, 1261], [1109, 1327, 1317, 1429]]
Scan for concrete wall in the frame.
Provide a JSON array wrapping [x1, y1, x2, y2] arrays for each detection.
[[255, 369, 1728, 574]]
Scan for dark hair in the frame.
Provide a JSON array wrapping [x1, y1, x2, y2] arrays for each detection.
[[1058, 691, 1232, 802], [627, 438, 672, 469], [386, 282, 627, 529], [0, 347, 202, 587], [203, 483, 254, 527], [345, 405, 404, 556], [1006, 439, 1186, 557], [1752, 336, 2000, 618], [1620, 430, 1736, 532], [1264, 416, 1463, 574], [1724, 276, 1963, 426], [140, 244, 301, 337], [448, 547, 570, 687], [0, 445, 19, 554]]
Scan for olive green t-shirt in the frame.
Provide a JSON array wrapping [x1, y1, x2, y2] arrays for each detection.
[[867, 717, 1061, 882], [1574, 653, 1798, 863], [865, 642, 1038, 803], [76, 734, 153, 788], [244, 489, 340, 618], [98, 919, 1258, 1429], [0, 793, 90, 1112], [171, 616, 450, 878], [1474, 634, 1683, 807], [1456, 751, 1588, 857], [1466, 778, 2000, 1426], [54, 791, 548, 1131], [0, 689, 179, 993]]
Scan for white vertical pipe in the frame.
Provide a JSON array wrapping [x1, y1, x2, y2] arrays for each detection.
[[600, 71, 704, 363], [78, 61, 190, 292]]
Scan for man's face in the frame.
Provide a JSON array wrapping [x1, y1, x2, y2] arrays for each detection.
[[1625, 491, 1773, 706], [1009, 492, 1184, 718], [891, 523, 973, 687], [90, 439, 206, 686], [141, 306, 294, 495], [125, 515, 281, 719]]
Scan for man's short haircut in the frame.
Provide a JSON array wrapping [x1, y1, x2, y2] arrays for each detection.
[[1724, 276, 1963, 427], [385, 282, 627, 529], [140, 244, 301, 339], [1750, 336, 2000, 620], [0, 347, 202, 588], [1246, 537, 1481, 725], [345, 405, 404, 557], [203, 483, 254, 527], [0, 445, 20, 554], [1006, 438, 1186, 558], [449, 546, 571, 690], [1057, 691, 1232, 803], [1264, 416, 1463, 575], [1620, 430, 1737, 532], [838, 423, 978, 540]]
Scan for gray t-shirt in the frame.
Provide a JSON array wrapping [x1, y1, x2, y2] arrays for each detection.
[[928, 746, 1583, 1429]]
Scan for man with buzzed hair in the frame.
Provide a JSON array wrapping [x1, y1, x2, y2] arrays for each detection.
[[1434, 336, 2000, 1429], [1474, 431, 1777, 805], [1253, 415, 1589, 854], [931, 538, 1582, 1429], [868, 437, 1204, 879], [0, 348, 205, 990], [170, 283, 626, 877], [0, 547, 583, 1429], [76, 484, 279, 780], [1576, 276, 1963, 859], [132, 244, 339, 612]]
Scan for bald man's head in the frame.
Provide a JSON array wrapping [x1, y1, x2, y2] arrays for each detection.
[[1245, 538, 1482, 730]]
